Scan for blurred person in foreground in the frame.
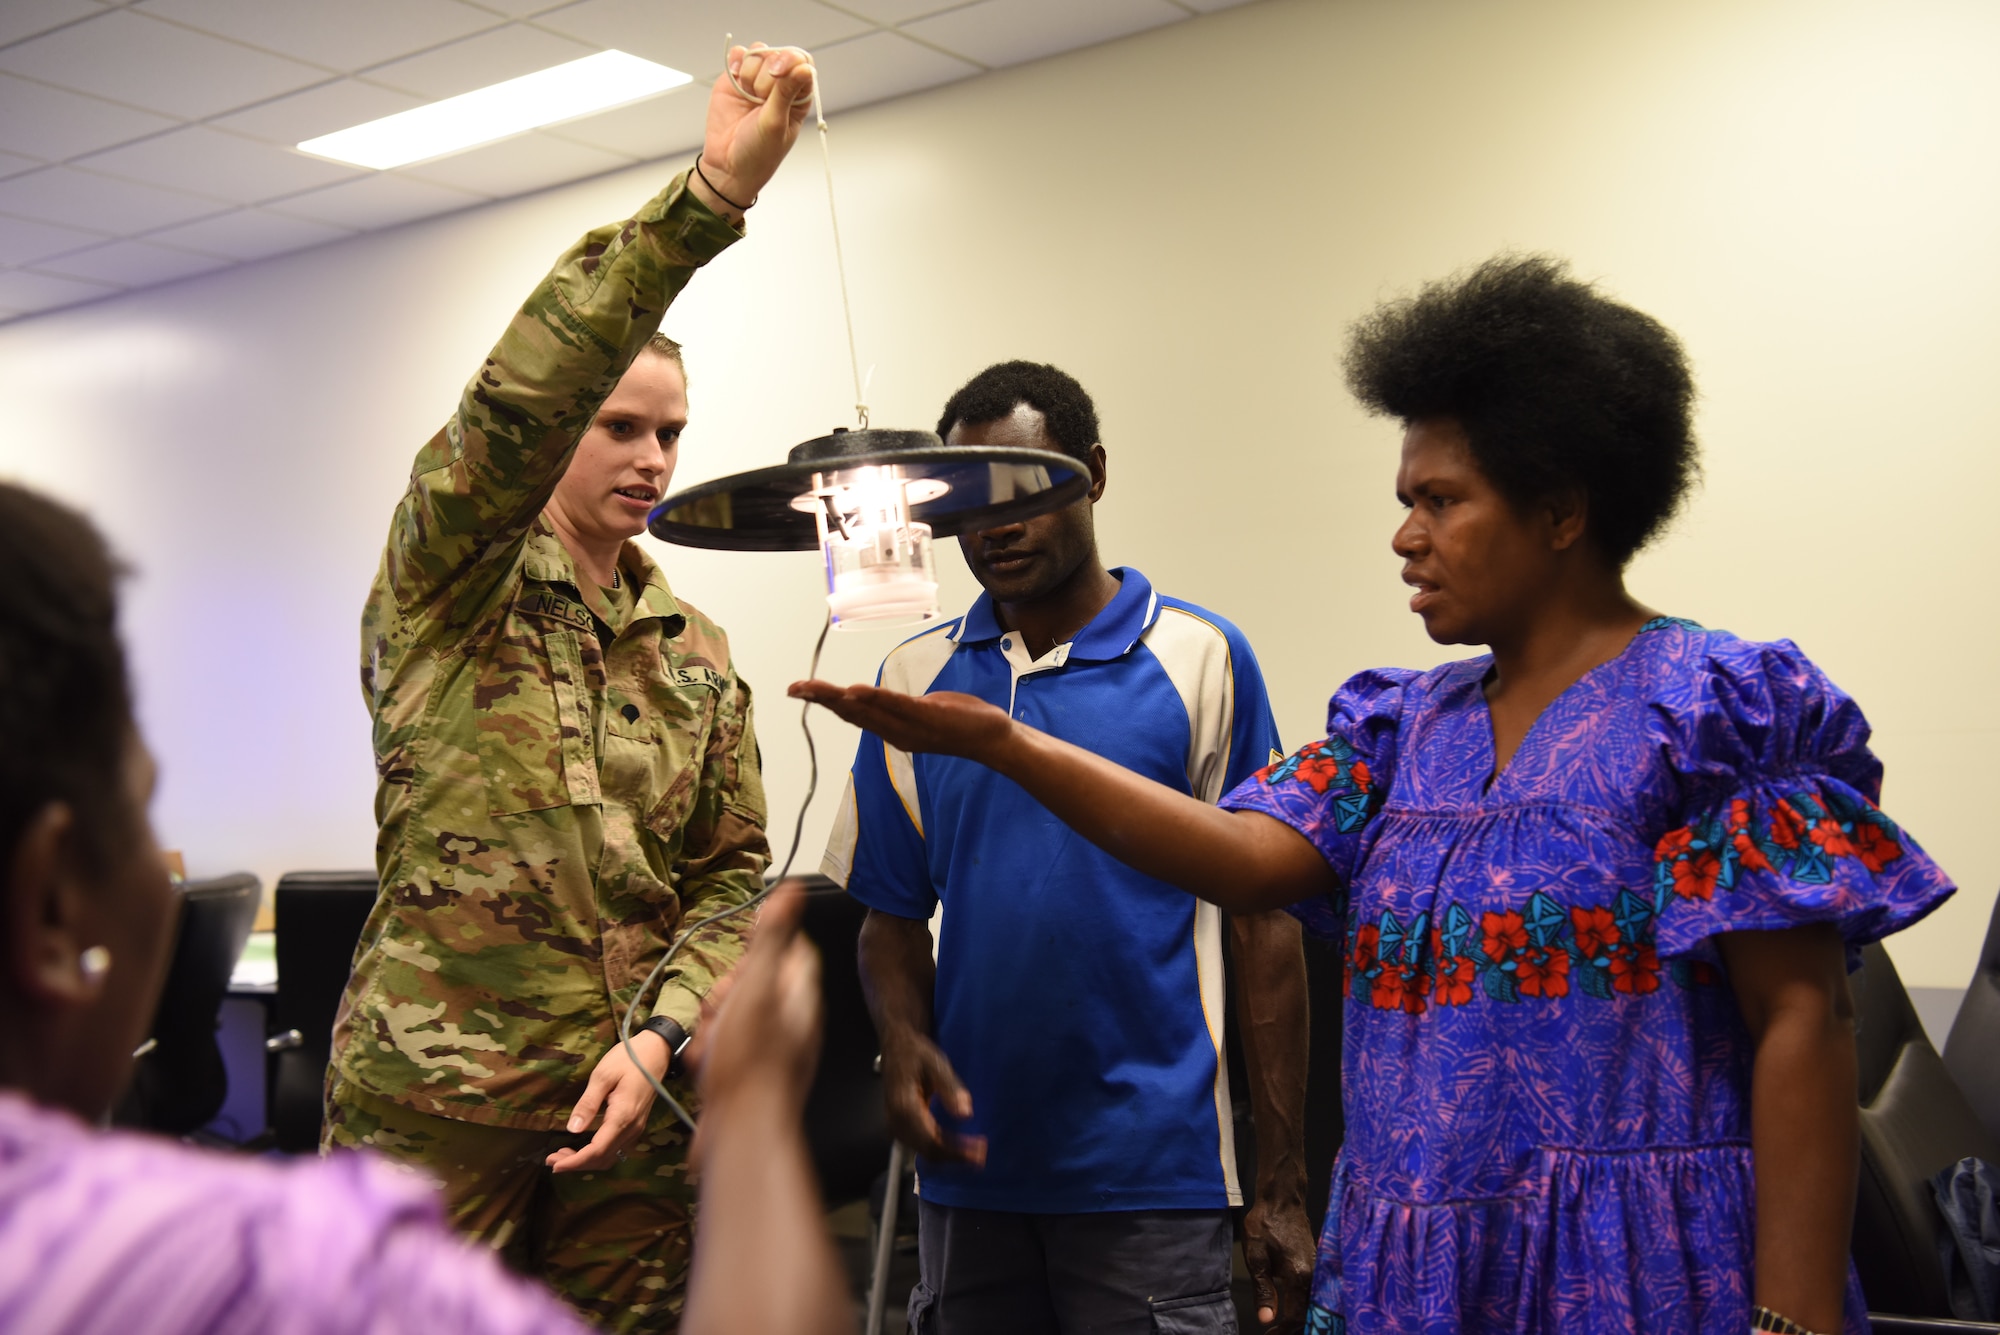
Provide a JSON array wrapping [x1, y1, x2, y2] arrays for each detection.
[[325, 40, 815, 1332], [0, 481, 850, 1333]]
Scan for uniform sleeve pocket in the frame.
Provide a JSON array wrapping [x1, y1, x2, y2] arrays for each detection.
[[1150, 1288, 1237, 1334]]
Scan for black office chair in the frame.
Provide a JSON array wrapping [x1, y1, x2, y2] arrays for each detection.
[[112, 872, 261, 1136], [1851, 942, 2000, 1326], [269, 870, 380, 1152], [1944, 889, 2000, 1147]]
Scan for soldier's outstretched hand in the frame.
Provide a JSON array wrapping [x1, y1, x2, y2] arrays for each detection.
[[691, 42, 816, 217]]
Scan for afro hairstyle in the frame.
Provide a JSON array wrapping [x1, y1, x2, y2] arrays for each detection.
[[1343, 255, 1699, 567]]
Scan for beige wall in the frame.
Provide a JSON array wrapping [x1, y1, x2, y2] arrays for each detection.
[[1, 0, 1993, 986]]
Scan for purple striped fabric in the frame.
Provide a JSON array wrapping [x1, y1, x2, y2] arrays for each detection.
[[0, 1092, 585, 1334]]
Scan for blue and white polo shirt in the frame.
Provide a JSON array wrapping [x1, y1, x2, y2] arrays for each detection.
[[823, 567, 1281, 1213]]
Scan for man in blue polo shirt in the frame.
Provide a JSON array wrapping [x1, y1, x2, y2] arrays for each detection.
[[822, 361, 1312, 1334]]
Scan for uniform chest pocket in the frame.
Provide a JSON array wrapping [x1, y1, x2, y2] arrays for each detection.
[[475, 628, 597, 815], [607, 674, 721, 846]]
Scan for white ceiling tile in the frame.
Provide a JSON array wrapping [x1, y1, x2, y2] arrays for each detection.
[[0, 0, 102, 48], [0, 268, 121, 313], [268, 171, 488, 229], [828, 0, 970, 23], [0, 11, 330, 119], [401, 130, 633, 196], [75, 126, 364, 204], [0, 151, 44, 181], [531, 0, 870, 83], [0, 166, 226, 230], [363, 23, 597, 99], [0, 74, 180, 160], [148, 207, 356, 260], [0, 214, 108, 266], [902, 0, 1184, 70], [34, 237, 231, 285], [811, 30, 979, 113], [536, 84, 707, 160], [210, 79, 426, 146], [136, 0, 502, 73]]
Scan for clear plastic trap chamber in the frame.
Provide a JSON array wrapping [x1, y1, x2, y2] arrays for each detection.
[[790, 463, 947, 628], [648, 427, 1091, 629]]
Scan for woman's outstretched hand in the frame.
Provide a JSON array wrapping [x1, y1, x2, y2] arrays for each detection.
[[788, 680, 1015, 763]]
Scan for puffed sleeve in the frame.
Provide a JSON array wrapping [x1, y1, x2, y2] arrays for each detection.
[[1219, 667, 1415, 940], [1647, 631, 1954, 962]]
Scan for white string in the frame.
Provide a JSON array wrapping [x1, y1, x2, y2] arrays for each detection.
[[724, 36, 869, 429]]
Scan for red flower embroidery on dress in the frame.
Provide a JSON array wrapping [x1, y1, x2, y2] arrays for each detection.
[[1851, 821, 1904, 873], [1654, 827, 1695, 861], [1370, 965, 1403, 1012], [1292, 753, 1346, 794], [1670, 851, 1722, 901], [1769, 799, 1808, 850], [1610, 942, 1661, 995], [1345, 924, 1378, 1000], [1435, 953, 1474, 1006], [1517, 945, 1570, 999], [1372, 962, 1430, 1015], [1480, 911, 1528, 963], [1728, 802, 1772, 872], [1349, 759, 1372, 791], [1399, 963, 1432, 1015], [1809, 819, 1856, 859], [1571, 905, 1619, 959]]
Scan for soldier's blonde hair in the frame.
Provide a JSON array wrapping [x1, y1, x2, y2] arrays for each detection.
[[642, 332, 686, 386]]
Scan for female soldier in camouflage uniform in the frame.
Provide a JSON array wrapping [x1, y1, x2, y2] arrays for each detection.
[[325, 43, 817, 1332]]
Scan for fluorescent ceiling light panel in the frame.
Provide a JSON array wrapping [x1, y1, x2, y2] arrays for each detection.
[[298, 51, 692, 169]]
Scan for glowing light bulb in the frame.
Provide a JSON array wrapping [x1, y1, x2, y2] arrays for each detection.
[[790, 465, 947, 628]]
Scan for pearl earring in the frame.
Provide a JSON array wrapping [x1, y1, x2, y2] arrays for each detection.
[[78, 945, 111, 983]]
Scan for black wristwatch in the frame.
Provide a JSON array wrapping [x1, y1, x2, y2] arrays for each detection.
[[636, 1016, 693, 1078]]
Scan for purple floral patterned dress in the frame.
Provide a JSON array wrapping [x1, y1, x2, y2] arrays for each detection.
[[1221, 619, 1955, 1335]]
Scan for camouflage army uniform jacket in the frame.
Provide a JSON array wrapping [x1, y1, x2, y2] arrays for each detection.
[[333, 172, 770, 1131]]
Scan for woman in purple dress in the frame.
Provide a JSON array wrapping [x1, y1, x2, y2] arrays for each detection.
[[794, 257, 1955, 1335]]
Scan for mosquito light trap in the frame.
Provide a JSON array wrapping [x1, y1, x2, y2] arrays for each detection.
[[646, 41, 1084, 625], [650, 426, 1086, 626]]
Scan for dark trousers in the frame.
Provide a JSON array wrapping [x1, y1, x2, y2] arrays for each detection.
[[909, 1199, 1237, 1335]]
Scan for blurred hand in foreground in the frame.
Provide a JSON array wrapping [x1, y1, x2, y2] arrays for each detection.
[[689, 880, 822, 1130], [681, 881, 855, 1335]]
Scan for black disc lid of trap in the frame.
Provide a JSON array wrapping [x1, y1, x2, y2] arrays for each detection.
[[648, 427, 1090, 552]]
